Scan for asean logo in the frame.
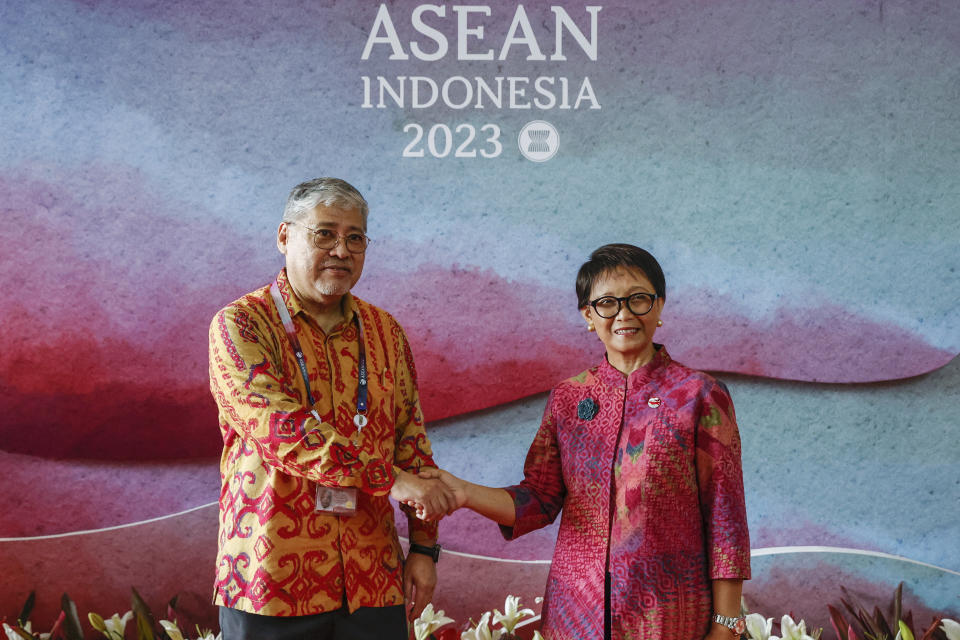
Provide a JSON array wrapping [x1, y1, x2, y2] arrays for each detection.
[[518, 120, 559, 162]]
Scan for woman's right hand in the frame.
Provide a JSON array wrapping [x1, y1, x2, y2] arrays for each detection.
[[391, 469, 456, 521], [414, 468, 517, 526], [415, 468, 469, 514]]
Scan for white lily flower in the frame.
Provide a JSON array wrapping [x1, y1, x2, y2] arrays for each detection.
[[461, 612, 505, 640], [532, 632, 545, 640], [159, 620, 186, 640], [745, 613, 773, 640], [777, 615, 815, 640], [942, 619, 960, 640], [1, 619, 48, 640], [413, 603, 455, 640], [492, 595, 536, 634], [103, 611, 134, 640], [196, 632, 222, 640]]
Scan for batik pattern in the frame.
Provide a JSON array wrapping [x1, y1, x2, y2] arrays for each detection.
[[209, 269, 438, 616], [503, 347, 750, 640]]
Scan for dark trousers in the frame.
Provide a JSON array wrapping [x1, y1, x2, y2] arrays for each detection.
[[219, 605, 407, 640]]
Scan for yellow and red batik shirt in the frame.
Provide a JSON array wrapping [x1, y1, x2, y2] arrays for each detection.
[[208, 268, 438, 616]]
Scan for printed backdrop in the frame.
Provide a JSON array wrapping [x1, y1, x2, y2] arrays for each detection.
[[2, 0, 958, 634]]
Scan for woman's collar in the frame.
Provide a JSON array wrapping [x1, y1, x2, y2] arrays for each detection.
[[596, 344, 670, 388]]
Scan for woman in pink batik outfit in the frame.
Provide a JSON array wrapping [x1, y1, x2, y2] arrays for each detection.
[[425, 244, 751, 640]]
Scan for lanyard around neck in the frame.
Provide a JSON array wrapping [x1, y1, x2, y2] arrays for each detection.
[[269, 279, 368, 430]]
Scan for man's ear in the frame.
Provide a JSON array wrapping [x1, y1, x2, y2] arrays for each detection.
[[277, 222, 288, 255]]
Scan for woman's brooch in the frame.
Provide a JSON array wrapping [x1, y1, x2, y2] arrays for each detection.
[[577, 397, 599, 421]]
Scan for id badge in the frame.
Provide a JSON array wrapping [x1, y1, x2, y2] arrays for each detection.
[[315, 485, 358, 516]]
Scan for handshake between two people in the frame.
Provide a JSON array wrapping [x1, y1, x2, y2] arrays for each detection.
[[390, 468, 467, 521]]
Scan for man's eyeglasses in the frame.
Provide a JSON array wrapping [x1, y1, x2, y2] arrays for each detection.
[[588, 293, 658, 318], [287, 221, 370, 254]]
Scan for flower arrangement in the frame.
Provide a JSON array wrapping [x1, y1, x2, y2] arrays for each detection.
[[413, 604, 455, 640], [744, 613, 822, 640], [2, 593, 72, 640], [1, 590, 219, 640], [4, 584, 958, 640], [742, 583, 959, 640], [87, 611, 219, 640], [827, 583, 958, 640], [741, 613, 959, 640], [413, 595, 544, 640]]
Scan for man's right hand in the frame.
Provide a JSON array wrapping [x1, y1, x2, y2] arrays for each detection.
[[390, 469, 456, 521], [417, 468, 468, 512], [415, 468, 517, 527]]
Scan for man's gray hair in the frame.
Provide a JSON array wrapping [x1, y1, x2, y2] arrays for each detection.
[[282, 178, 369, 226]]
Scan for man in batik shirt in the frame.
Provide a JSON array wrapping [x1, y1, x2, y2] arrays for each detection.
[[209, 177, 453, 640]]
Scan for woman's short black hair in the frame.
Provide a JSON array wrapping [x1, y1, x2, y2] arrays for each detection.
[[576, 244, 666, 308]]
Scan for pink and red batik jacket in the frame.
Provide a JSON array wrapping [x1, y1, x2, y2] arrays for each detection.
[[502, 347, 751, 640]]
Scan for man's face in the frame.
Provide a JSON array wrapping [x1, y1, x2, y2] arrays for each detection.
[[277, 205, 366, 310]]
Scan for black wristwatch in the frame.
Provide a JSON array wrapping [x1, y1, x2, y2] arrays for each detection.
[[408, 543, 442, 562]]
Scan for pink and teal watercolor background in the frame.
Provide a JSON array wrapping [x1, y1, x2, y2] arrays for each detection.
[[1, 0, 957, 634]]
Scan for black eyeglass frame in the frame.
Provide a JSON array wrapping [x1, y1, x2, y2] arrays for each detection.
[[286, 221, 371, 254], [588, 293, 658, 318]]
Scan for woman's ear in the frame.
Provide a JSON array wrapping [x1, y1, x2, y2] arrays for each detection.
[[581, 307, 595, 331]]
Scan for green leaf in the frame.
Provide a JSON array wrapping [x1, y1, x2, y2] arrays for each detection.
[[892, 583, 903, 630], [60, 593, 86, 640], [132, 587, 157, 640], [136, 613, 155, 640], [899, 621, 916, 640], [903, 612, 916, 636], [874, 605, 893, 640], [17, 591, 36, 627]]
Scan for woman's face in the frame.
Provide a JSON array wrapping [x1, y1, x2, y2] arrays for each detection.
[[580, 266, 664, 373]]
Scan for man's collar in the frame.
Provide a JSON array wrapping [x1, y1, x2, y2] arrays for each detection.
[[275, 268, 304, 316], [341, 291, 358, 324]]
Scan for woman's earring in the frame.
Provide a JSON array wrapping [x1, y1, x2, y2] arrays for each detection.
[[587, 322, 596, 332], [656, 319, 663, 327]]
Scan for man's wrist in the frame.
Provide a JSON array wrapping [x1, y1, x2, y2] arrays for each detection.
[[389, 466, 409, 494], [408, 543, 442, 562]]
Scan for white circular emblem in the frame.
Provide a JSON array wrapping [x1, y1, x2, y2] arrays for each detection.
[[353, 413, 368, 429], [518, 120, 559, 162], [647, 397, 662, 408]]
